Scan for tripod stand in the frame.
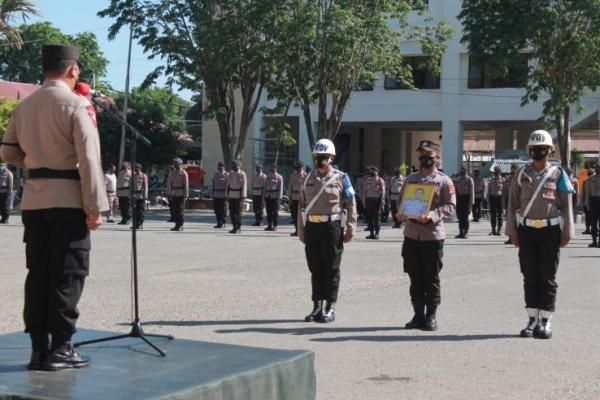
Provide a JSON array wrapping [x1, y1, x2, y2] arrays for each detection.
[[74, 97, 174, 357]]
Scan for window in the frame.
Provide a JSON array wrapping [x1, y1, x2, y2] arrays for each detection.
[[385, 56, 440, 90], [468, 54, 528, 89]]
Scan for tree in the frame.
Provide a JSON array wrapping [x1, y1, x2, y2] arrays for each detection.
[[0, 0, 39, 48], [0, 22, 109, 84], [459, 0, 600, 168], [271, 0, 453, 149], [0, 96, 18, 136], [99, 0, 279, 167]]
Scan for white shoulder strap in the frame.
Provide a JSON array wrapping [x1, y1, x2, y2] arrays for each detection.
[[304, 172, 339, 215], [522, 166, 557, 218]]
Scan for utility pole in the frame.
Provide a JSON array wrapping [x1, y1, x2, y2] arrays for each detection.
[[118, 20, 135, 168]]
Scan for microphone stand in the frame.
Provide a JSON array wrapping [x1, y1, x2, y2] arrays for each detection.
[[74, 97, 173, 357]]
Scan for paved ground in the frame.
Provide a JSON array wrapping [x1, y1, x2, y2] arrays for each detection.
[[1, 209, 599, 400]]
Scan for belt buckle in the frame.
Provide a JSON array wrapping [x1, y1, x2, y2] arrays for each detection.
[[313, 215, 322, 223], [531, 219, 545, 229]]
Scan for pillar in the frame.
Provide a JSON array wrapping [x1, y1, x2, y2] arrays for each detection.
[[494, 127, 513, 158]]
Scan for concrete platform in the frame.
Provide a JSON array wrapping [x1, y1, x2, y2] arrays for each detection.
[[0, 329, 315, 400]]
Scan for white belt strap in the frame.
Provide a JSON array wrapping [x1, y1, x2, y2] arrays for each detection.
[[303, 172, 339, 216], [522, 166, 557, 218]]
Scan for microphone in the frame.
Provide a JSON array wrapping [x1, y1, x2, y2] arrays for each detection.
[[74, 82, 110, 99]]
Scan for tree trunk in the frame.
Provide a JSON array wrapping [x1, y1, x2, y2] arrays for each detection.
[[554, 107, 571, 168]]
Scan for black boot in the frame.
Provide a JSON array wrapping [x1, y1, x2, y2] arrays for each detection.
[[44, 343, 91, 371], [318, 301, 336, 323], [534, 311, 553, 339], [28, 331, 49, 371], [455, 229, 464, 239], [374, 229, 380, 240], [366, 230, 375, 239], [519, 308, 539, 338], [589, 238, 598, 248], [304, 300, 323, 322], [405, 302, 426, 329], [422, 305, 438, 331]]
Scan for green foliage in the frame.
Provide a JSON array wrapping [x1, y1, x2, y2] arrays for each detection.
[[0, 21, 108, 84], [398, 163, 409, 177], [0, 96, 19, 136], [0, 0, 40, 48]]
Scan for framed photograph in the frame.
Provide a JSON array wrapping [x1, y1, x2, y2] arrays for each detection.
[[399, 183, 436, 219]]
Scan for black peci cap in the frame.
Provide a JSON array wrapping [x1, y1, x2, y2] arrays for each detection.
[[42, 44, 84, 71], [416, 140, 440, 152]]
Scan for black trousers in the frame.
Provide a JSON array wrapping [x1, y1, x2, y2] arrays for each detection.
[[305, 221, 343, 302], [473, 196, 483, 221], [585, 208, 591, 230], [489, 195, 503, 232], [118, 196, 131, 222], [391, 199, 399, 225], [213, 197, 227, 225], [290, 200, 299, 231], [590, 197, 600, 240], [365, 198, 381, 232], [456, 194, 471, 234], [266, 198, 280, 227], [134, 199, 145, 227], [0, 193, 9, 221], [402, 238, 444, 306], [381, 199, 390, 222], [171, 196, 186, 227], [517, 225, 561, 312], [253, 195, 264, 223], [229, 198, 243, 229], [356, 196, 365, 219], [21, 209, 89, 349]]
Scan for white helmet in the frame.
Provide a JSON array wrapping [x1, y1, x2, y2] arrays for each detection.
[[527, 130, 554, 148], [313, 138, 336, 156]]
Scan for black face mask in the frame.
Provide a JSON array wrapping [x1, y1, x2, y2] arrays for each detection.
[[419, 155, 435, 168], [460, 170, 466, 176], [315, 155, 330, 169], [529, 147, 549, 161], [232, 166, 239, 172], [370, 171, 377, 177]]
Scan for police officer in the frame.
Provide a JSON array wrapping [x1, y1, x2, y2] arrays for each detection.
[[251, 164, 267, 226], [117, 161, 132, 225], [288, 161, 307, 236], [472, 169, 484, 222], [486, 166, 506, 235], [132, 163, 148, 230], [298, 139, 356, 323], [453, 166, 475, 239], [585, 165, 600, 248], [104, 163, 117, 223], [397, 140, 456, 331], [389, 167, 405, 229], [0, 162, 14, 223], [227, 160, 247, 234], [167, 158, 189, 231], [507, 130, 574, 339], [264, 164, 283, 231], [362, 166, 385, 239], [381, 171, 391, 223], [355, 171, 366, 220], [0, 44, 108, 370], [582, 167, 594, 234], [211, 161, 229, 228], [567, 167, 579, 218]]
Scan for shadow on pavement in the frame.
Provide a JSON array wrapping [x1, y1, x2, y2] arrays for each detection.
[[215, 326, 405, 336], [310, 333, 517, 342], [136, 319, 302, 327]]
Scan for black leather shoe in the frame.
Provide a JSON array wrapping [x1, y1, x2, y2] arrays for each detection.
[[366, 234, 375, 240], [27, 351, 47, 371], [118, 220, 128, 225], [489, 230, 496, 236], [305, 300, 323, 322], [405, 303, 425, 329], [455, 233, 464, 239], [534, 318, 552, 339], [290, 232, 298, 237], [589, 242, 597, 248], [171, 226, 183, 232], [504, 239, 512, 245], [318, 302, 335, 323], [363, 227, 370, 231], [44, 344, 90, 371], [229, 228, 237, 234], [214, 224, 222, 229], [373, 233, 380, 240], [422, 305, 438, 331], [272, 226, 278, 231], [264, 226, 272, 231], [582, 229, 591, 235], [520, 317, 538, 338]]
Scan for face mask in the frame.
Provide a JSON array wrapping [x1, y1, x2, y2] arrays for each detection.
[[270, 169, 276, 174], [529, 147, 549, 161], [370, 171, 377, 177], [460, 170, 466, 176], [315, 155, 330, 169], [419, 155, 435, 168], [494, 171, 500, 176], [232, 166, 239, 172]]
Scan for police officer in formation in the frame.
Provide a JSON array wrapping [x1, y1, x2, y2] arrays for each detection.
[[582, 167, 594, 234], [354, 171, 366, 220], [103, 163, 117, 223], [362, 166, 385, 240], [0, 44, 108, 370], [397, 140, 456, 331], [585, 165, 600, 248], [298, 139, 356, 323], [472, 169, 484, 222], [453, 166, 475, 239], [503, 164, 519, 244], [227, 160, 247, 234], [381, 172, 391, 223], [132, 163, 148, 230], [507, 130, 574, 339], [264, 164, 283, 231], [251, 164, 267, 226], [0, 162, 13, 223], [167, 158, 189, 231], [211, 161, 229, 228], [288, 161, 307, 236], [389, 167, 405, 229], [117, 161, 132, 225], [486, 166, 506, 236]]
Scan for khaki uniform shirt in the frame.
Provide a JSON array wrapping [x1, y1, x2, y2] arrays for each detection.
[[251, 173, 267, 197], [486, 175, 506, 199], [389, 175, 405, 202], [355, 176, 365, 197], [211, 170, 229, 199], [0, 168, 13, 194], [104, 172, 116, 193], [454, 175, 475, 205], [399, 169, 456, 241], [264, 173, 283, 199], [117, 169, 132, 197], [167, 169, 189, 198], [0, 80, 108, 213], [298, 168, 357, 237], [585, 175, 600, 207], [288, 170, 307, 201], [362, 176, 385, 203], [473, 176, 485, 199], [506, 164, 574, 240], [133, 173, 148, 200], [227, 170, 247, 199]]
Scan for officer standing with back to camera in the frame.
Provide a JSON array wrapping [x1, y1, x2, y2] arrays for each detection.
[[227, 160, 247, 234], [486, 166, 506, 236], [288, 161, 307, 236], [397, 140, 456, 331], [453, 166, 475, 239], [507, 130, 574, 339], [389, 167, 405, 229], [585, 164, 600, 248], [251, 164, 267, 226], [362, 166, 385, 240], [264, 164, 284, 231], [117, 161, 132, 224], [211, 161, 229, 228], [472, 169, 484, 222], [298, 139, 356, 323], [0, 161, 14, 223], [0, 44, 108, 370], [132, 163, 148, 230], [582, 167, 594, 235], [167, 158, 189, 231]]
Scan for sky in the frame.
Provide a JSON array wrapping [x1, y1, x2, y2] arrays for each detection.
[[31, 0, 193, 100]]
